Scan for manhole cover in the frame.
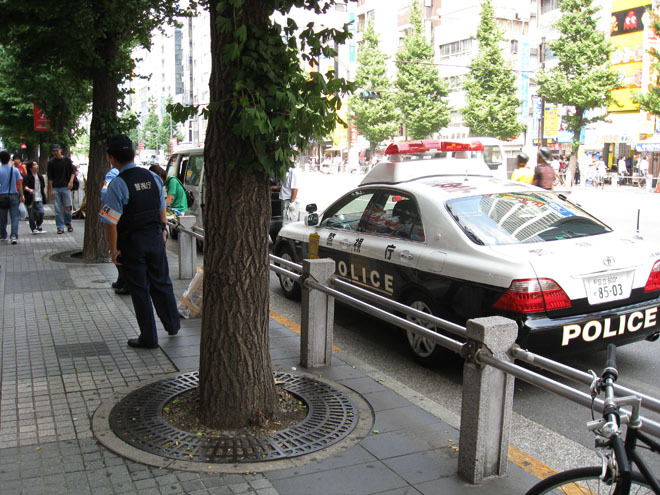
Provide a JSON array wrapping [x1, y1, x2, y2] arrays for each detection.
[[108, 371, 358, 463], [49, 250, 111, 264]]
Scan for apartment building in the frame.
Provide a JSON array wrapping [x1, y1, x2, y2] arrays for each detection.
[[128, 0, 658, 161]]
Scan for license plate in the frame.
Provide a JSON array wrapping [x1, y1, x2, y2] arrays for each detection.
[[584, 272, 633, 305]]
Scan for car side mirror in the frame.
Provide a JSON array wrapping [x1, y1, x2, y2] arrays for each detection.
[[305, 213, 319, 226], [306, 203, 317, 213]]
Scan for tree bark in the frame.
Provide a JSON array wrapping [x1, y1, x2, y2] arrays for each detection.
[[198, 0, 277, 429], [82, 40, 117, 261]]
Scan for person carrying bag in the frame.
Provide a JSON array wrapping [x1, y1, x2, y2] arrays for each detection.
[[0, 150, 25, 244]]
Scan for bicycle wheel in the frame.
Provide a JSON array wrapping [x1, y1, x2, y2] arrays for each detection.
[[524, 466, 659, 494]]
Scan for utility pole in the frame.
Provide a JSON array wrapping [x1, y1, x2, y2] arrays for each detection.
[[538, 37, 545, 147]]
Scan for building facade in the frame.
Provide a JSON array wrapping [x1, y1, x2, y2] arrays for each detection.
[[128, 0, 660, 171]]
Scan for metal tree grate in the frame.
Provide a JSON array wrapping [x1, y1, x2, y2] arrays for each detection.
[[108, 371, 358, 463]]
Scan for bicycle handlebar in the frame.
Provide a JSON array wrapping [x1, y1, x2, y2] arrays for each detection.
[[603, 343, 619, 382]]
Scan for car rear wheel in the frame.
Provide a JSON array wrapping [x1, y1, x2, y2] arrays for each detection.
[[275, 244, 301, 300], [403, 292, 447, 366]]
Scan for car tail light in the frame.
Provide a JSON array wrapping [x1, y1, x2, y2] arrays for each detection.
[[644, 260, 660, 292], [493, 278, 571, 313]]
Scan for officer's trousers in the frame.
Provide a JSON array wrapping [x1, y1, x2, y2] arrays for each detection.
[[119, 228, 180, 345]]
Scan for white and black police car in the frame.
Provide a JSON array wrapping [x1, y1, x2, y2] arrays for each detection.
[[273, 139, 660, 365]]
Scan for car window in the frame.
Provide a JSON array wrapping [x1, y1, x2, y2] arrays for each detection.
[[361, 192, 425, 241], [320, 190, 375, 230], [166, 156, 178, 178], [185, 155, 204, 186], [482, 145, 503, 166], [446, 192, 611, 245]]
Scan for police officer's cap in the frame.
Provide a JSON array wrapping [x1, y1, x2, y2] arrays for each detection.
[[538, 146, 553, 162], [517, 152, 529, 163], [106, 134, 133, 155]]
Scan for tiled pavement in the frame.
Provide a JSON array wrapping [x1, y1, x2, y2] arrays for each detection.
[[0, 214, 540, 494]]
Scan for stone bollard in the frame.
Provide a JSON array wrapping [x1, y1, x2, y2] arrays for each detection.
[[176, 215, 198, 280], [300, 258, 335, 368], [458, 316, 517, 484]]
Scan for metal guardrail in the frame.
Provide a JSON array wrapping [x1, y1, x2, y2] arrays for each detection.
[[167, 219, 205, 240], [269, 254, 660, 436], [171, 219, 660, 482]]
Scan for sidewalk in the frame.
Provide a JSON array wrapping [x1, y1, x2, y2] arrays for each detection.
[[0, 215, 541, 494]]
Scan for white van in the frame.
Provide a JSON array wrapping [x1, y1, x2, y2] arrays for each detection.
[[165, 146, 283, 241]]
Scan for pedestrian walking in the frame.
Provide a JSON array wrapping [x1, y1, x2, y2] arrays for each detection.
[[23, 161, 47, 234], [0, 150, 25, 244], [149, 164, 188, 213], [532, 147, 555, 190], [618, 156, 628, 185], [47, 144, 75, 234], [511, 152, 534, 184], [100, 134, 180, 349], [639, 154, 652, 191], [279, 166, 299, 224], [12, 154, 26, 178], [13, 155, 29, 220]]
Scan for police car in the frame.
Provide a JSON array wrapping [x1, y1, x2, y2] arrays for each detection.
[[273, 139, 660, 365]]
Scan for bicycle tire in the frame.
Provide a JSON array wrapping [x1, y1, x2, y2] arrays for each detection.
[[524, 466, 659, 494]]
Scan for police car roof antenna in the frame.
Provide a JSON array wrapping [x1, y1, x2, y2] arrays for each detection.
[[635, 209, 642, 239]]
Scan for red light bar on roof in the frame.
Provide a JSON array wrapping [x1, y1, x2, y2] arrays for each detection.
[[385, 140, 484, 155]]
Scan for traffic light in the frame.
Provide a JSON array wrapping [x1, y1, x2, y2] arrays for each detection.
[[360, 89, 381, 99]]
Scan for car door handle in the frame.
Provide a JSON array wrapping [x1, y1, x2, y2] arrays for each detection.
[[339, 239, 352, 249], [400, 250, 414, 261]]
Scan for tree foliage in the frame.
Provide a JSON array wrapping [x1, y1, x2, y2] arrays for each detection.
[[462, 0, 524, 140], [348, 21, 399, 154], [0, 0, 185, 260], [0, 45, 90, 161], [635, 10, 660, 116], [537, 0, 618, 153], [395, 1, 449, 139], [143, 111, 162, 150]]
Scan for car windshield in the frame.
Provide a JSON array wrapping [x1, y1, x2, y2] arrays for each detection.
[[446, 192, 611, 245]]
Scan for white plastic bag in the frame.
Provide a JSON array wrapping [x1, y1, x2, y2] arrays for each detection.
[[19, 202, 27, 220], [177, 268, 203, 319]]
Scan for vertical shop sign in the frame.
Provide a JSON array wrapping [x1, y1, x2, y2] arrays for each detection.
[[33, 103, 50, 131], [609, 1, 651, 112], [520, 42, 530, 123]]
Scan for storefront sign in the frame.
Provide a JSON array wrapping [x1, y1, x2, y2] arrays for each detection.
[[609, 1, 651, 112]]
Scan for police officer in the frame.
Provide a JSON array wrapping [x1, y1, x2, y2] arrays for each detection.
[[100, 134, 180, 349]]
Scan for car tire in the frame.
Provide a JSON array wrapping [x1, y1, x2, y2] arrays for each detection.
[[402, 291, 448, 366], [275, 244, 301, 300]]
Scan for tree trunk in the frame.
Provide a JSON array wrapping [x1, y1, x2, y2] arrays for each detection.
[[38, 139, 48, 174], [26, 143, 37, 162], [197, 0, 277, 429], [82, 42, 117, 261]]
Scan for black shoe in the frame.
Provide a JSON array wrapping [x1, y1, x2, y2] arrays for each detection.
[[127, 338, 158, 349], [111, 281, 120, 289], [115, 287, 131, 295], [167, 327, 180, 336]]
